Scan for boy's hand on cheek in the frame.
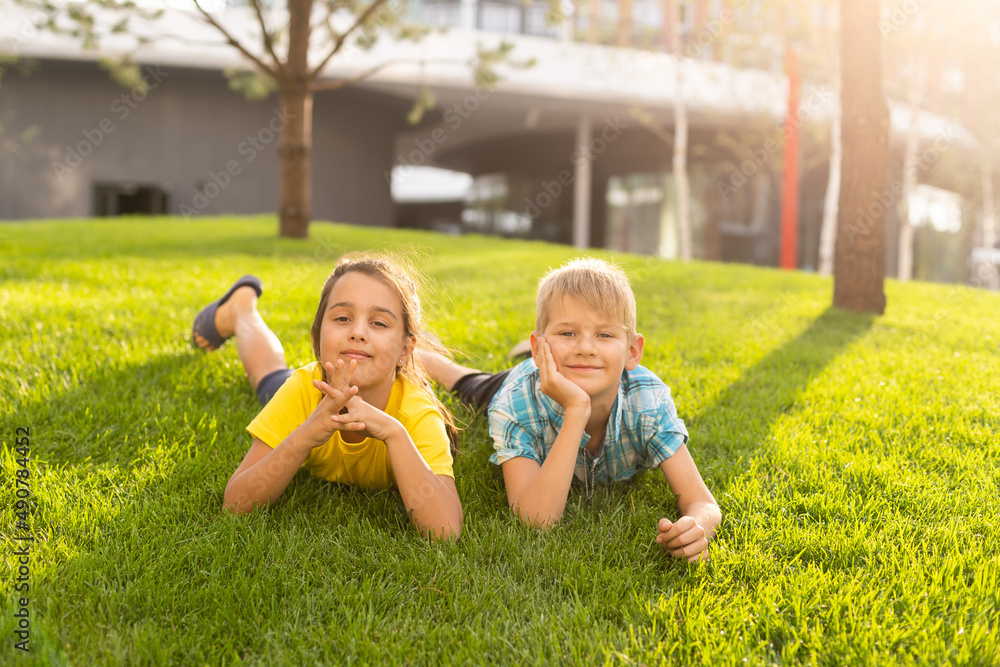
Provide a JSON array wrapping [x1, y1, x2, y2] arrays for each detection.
[[656, 517, 710, 563], [536, 336, 591, 413]]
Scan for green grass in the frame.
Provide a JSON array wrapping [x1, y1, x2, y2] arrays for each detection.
[[1, 215, 998, 665]]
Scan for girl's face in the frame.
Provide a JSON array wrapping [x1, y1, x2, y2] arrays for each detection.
[[317, 271, 413, 398]]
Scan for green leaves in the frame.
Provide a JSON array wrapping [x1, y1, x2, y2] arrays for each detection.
[[406, 82, 437, 125], [225, 67, 278, 100]]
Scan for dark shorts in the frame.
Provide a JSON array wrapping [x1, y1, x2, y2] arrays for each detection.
[[451, 369, 513, 412], [256, 368, 294, 406], [259, 367, 512, 411]]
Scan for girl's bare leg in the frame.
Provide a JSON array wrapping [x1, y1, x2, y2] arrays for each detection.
[[195, 286, 287, 393]]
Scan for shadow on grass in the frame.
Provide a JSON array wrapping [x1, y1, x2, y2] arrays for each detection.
[[16, 350, 250, 467], [693, 307, 876, 459], [22, 348, 441, 538]]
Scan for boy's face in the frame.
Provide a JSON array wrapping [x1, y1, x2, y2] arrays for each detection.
[[531, 295, 643, 407]]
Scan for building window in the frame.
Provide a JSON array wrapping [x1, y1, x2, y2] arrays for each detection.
[[463, 173, 531, 235], [478, 0, 523, 33], [422, 0, 463, 28], [607, 172, 670, 257], [93, 183, 169, 217]]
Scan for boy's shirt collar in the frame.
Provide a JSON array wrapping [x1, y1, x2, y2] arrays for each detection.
[[488, 358, 688, 485], [535, 369, 626, 454]]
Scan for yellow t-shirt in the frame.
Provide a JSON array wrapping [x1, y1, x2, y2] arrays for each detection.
[[246, 362, 453, 489]]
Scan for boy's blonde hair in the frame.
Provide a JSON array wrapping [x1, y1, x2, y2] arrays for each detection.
[[535, 257, 637, 337]]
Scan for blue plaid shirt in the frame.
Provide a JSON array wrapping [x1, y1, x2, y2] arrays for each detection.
[[488, 359, 688, 485]]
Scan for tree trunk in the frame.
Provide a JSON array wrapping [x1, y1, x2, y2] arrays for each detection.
[[660, 0, 674, 51], [590, 0, 600, 44], [278, 0, 313, 239], [818, 62, 841, 276], [983, 153, 997, 248], [278, 87, 313, 239], [981, 151, 999, 289], [833, 0, 889, 314], [617, 0, 633, 46], [897, 62, 927, 282], [671, 0, 692, 261]]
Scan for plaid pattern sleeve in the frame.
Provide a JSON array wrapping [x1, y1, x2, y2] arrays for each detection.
[[620, 366, 689, 470], [486, 361, 689, 484], [488, 360, 547, 466]]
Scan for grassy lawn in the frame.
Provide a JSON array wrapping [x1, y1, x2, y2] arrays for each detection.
[[1, 216, 998, 665]]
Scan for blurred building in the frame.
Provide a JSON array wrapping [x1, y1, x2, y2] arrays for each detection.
[[0, 0, 987, 282]]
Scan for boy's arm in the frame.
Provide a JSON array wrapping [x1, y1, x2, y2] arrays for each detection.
[[655, 444, 721, 562], [501, 404, 589, 528], [499, 336, 591, 528]]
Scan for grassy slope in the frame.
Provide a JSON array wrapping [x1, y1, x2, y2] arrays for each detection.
[[1, 216, 997, 665]]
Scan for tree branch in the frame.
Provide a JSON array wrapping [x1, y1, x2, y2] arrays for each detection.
[[631, 108, 674, 147], [249, 0, 286, 75], [309, 0, 391, 81], [309, 1, 340, 41], [192, 0, 279, 78], [310, 57, 466, 92]]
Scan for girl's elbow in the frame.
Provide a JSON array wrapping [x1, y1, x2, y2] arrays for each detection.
[[223, 498, 252, 515], [514, 504, 561, 530], [223, 490, 262, 515], [420, 519, 462, 541]]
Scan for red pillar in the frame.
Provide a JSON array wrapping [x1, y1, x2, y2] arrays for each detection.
[[780, 46, 801, 270]]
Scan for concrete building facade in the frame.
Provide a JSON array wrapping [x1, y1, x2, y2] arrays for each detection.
[[0, 57, 409, 226], [0, 1, 985, 282]]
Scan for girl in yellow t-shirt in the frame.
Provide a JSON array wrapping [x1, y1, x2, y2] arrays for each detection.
[[192, 252, 462, 540]]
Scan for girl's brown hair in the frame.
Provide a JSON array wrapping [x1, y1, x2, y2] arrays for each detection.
[[310, 251, 460, 453]]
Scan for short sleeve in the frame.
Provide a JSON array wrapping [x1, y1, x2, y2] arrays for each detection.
[[640, 406, 688, 467], [626, 372, 689, 466], [246, 364, 317, 448], [406, 408, 454, 478], [644, 424, 687, 467], [488, 392, 543, 466]]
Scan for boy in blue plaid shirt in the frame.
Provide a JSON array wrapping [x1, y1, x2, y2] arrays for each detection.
[[421, 257, 720, 562]]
